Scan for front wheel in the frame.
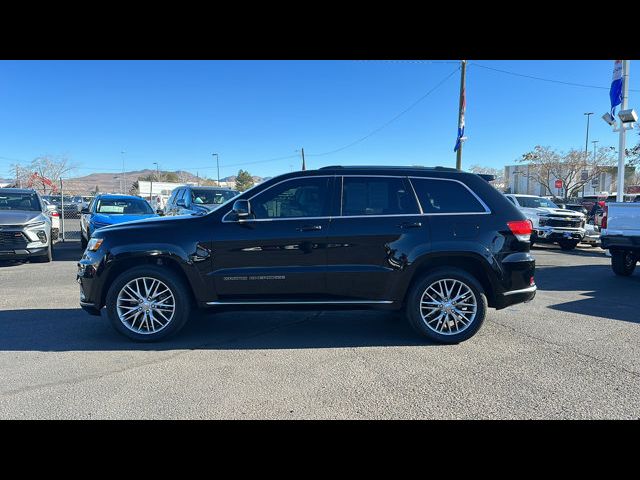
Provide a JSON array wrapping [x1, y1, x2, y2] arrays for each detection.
[[105, 265, 192, 342], [558, 240, 579, 250], [80, 234, 87, 250], [405, 268, 487, 344], [611, 250, 636, 276]]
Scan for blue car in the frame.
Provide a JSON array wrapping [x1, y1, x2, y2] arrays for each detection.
[[80, 194, 158, 249]]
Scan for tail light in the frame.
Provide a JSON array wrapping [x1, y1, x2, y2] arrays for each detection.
[[50, 211, 59, 217], [601, 205, 608, 229], [507, 220, 532, 242]]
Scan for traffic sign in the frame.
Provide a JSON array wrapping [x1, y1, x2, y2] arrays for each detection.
[[555, 179, 563, 188]]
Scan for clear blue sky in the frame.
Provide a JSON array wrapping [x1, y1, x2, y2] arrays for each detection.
[[1, 60, 638, 180]]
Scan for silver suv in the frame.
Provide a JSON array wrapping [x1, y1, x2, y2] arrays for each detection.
[[0, 188, 54, 262]]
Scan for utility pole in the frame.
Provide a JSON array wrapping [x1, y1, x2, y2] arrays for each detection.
[[584, 112, 593, 156], [120, 151, 126, 194], [588, 140, 599, 196], [16, 165, 20, 188], [616, 61, 630, 202], [455, 60, 467, 170], [213, 153, 220, 186], [196, 170, 200, 186], [301, 147, 306, 171]]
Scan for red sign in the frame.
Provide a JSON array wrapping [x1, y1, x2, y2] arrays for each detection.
[[555, 180, 563, 188]]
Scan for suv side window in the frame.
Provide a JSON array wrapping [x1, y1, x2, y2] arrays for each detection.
[[250, 177, 331, 219], [341, 176, 419, 216], [410, 178, 486, 214], [167, 189, 178, 208]]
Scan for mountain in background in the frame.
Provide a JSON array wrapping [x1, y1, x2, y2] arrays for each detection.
[[59, 170, 266, 194]]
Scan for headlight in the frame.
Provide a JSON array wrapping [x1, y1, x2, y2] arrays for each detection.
[[86, 237, 104, 251], [26, 220, 46, 228]]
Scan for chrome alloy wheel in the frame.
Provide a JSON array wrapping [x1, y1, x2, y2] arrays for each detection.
[[116, 277, 176, 334], [419, 278, 477, 335]]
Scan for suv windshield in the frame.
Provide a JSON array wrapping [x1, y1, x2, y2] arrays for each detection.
[[0, 192, 41, 211], [516, 196, 558, 209], [96, 198, 154, 215], [191, 189, 237, 205]]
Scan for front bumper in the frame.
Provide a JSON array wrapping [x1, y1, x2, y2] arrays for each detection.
[[0, 246, 48, 260], [77, 249, 107, 314], [533, 226, 584, 243]]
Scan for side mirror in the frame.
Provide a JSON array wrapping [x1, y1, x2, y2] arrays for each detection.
[[156, 209, 164, 216], [81, 207, 90, 214], [232, 199, 251, 219], [176, 199, 186, 208]]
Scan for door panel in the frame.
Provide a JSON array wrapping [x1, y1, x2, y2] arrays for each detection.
[[211, 219, 329, 298], [325, 176, 427, 301], [210, 176, 333, 300]]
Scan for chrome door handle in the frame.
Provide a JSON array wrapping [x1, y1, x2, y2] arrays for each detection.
[[297, 225, 323, 232], [399, 222, 422, 229]]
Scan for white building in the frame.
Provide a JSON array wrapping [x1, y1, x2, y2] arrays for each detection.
[[504, 164, 614, 197]]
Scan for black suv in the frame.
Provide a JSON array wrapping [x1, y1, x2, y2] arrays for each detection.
[[77, 166, 536, 344]]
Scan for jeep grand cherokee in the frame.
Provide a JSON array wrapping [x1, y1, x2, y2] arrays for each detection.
[[77, 166, 536, 344]]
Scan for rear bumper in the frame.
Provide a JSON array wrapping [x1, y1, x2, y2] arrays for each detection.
[[494, 285, 537, 309], [601, 235, 640, 252]]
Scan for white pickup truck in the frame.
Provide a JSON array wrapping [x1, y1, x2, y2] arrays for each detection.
[[600, 202, 640, 276], [504, 194, 586, 250]]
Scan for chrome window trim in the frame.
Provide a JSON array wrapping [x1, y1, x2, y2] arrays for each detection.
[[408, 176, 491, 215], [207, 300, 394, 305], [221, 173, 492, 223]]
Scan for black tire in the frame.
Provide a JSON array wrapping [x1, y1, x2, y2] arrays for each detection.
[[558, 240, 579, 250], [529, 241, 534, 248], [611, 250, 636, 276], [32, 242, 52, 263], [81, 234, 87, 250], [405, 267, 487, 344], [105, 265, 193, 342]]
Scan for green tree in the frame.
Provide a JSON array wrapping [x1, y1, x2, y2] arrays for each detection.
[[235, 169, 254, 192]]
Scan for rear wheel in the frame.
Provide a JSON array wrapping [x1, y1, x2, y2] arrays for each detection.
[[558, 240, 579, 250], [105, 265, 192, 342], [405, 268, 487, 344], [611, 250, 636, 276]]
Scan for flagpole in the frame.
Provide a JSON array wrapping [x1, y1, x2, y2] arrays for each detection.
[[616, 60, 630, 202], [456, 60, 467, 170]]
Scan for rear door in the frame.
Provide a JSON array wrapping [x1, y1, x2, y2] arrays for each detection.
[[325, 175, 424, 301]]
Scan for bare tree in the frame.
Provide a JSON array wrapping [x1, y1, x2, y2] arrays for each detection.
[[11, 155, 78, 194], [469, 164, 506, 191], [517, 146, 617, 200]]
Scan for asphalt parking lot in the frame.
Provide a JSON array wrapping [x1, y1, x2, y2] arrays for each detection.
[[0, 241, 639, 419]]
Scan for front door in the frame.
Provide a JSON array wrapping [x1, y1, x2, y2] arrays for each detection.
[[211, 176, 333, 300]]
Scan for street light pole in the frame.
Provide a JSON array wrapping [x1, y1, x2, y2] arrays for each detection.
[[616, 60, 630, 202], [213, 153, 220, 186], [121, 151, 126, 194], [584, 112, 593, 157]]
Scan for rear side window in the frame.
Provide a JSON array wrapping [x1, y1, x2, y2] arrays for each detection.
[[410, 178, 486, 214], [341, 177, 419, 216]]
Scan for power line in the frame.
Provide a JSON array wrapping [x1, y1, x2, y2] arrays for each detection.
[[307, 65, 460, 157], [469, 61, 640, 92]]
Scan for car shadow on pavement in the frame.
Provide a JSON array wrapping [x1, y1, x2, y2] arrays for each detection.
[[53, 242, 83, 262], [536, 263, 640, 324], [0, 308, 437, 352]]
